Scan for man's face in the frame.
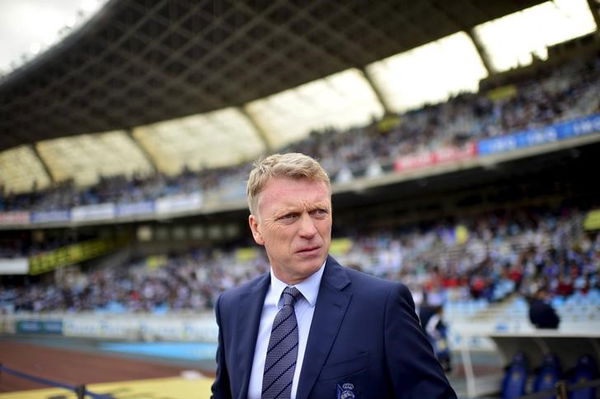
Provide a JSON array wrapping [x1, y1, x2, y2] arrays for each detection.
[[249, 176, 332, 285]]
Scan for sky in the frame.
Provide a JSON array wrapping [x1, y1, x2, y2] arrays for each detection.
[[0, 0, 105, 74]]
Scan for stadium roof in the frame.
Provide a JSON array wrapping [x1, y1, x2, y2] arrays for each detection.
[[0, 0, 598, 193], [0, 0, 547, 151]]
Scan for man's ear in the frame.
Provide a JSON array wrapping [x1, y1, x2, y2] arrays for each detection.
[[249, 214, 264, 245]]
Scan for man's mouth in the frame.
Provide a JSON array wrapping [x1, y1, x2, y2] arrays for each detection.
[[297, 246, 320, 254]]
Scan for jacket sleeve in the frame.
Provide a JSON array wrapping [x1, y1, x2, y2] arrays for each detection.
[[384, 284, 457, 399], [210, 295, 233, 399]]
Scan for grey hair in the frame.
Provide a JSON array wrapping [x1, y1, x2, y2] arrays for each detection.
[[246, 153, 330, 216]]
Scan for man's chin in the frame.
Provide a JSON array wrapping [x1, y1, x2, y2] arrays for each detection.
[[295, 253, 326, 271]]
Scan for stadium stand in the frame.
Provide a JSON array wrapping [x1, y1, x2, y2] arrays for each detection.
[[1, 1, 600, 398], [1, 205, 597, 318], [0, 49, 599, 212]]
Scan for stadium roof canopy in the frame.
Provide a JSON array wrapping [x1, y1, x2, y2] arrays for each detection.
[[0, 0, 549, 150], [0, 0, 597, 193]]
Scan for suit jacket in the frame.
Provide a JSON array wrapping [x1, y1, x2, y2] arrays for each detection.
[[211, 256, 456, 399]]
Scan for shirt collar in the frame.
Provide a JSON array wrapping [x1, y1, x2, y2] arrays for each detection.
[[268, 260, 326, 308]]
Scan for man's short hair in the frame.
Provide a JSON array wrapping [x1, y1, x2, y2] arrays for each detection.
[[246, 153, 330, 216]]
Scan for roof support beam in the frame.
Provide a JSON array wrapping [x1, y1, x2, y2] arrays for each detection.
[[127, 129, 158, 174], [240, 106, 274, 153], [359, 67, 393, 115], [466, 29, 495, 76], [587, 0, 600, 32], [425, 1, 495, 76], [31, 143, 56, 185]]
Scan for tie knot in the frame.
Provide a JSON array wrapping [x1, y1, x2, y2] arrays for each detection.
[[282, 286, 301, 307]]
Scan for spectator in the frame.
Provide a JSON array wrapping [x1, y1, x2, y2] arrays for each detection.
[[419, 304, 452, 373], [528, 287, 560, 329]]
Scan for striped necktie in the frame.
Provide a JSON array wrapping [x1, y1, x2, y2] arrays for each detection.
[[262, 286, 302, 399]]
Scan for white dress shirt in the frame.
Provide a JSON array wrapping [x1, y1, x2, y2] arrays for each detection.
[[247, 262, 325, 399]]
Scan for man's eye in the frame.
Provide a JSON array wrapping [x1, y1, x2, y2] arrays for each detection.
[[279, 213, 298, 221], [311, 209, 328, 217]]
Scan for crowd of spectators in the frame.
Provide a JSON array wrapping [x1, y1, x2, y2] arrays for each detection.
[[1, 51, 600, 212], [0, 164, 250, 213], [1, 206, 597, 314], [0, 233, 81, 258], [345, 208, 599, 308], [281, 51, 600, 179], [1, 47, 600, 322]]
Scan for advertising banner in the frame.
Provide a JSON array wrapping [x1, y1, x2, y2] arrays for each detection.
[[583, 209, 600, 231], [116, 201, 155, 217], [0, 258, 28, 275], [31, 210, 70, 224], [219, 182, 246, 201], [28, 236, 128, 275], [16, 320, 63, 335], [155, 192, 203, 214], [394, 151, 435, 172], [478, 113, 600, 156], [63, 317, 139, 338], [432, 142, 477, 163], [62, 315, 218, 342], [0, 211, 30, 225], [478, 127, 557, 155], [71, 203, 115, 221], [558, 113, 600, 139], [394, 142, 477, 172]]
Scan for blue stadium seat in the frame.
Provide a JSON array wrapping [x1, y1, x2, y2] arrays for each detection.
[[551, 296, 565, 308], [513, 297, 528, 311], [501, 352, 529, 399], [568, 354, 599, 399], [533, 353, 562, 399]]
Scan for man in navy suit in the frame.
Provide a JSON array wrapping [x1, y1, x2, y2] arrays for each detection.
[[211, 153, 456, 399]]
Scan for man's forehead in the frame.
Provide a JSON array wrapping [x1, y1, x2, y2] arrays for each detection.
[[258, 177, 331, 207], [274, 198, 331, 210], [262, 176, 329, 194]]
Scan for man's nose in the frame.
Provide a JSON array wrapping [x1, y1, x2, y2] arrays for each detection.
[[298, 213, 317, 237]]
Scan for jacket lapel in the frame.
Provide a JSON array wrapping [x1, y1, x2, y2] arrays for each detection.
[[235, 273, 270, 399], [296, 257, 352, 399]]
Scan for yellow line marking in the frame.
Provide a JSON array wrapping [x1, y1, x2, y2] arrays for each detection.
[[0, 376, 214, 399]]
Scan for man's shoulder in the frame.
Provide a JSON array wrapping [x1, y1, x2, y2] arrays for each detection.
[[219, 272, 269, 303], [328, 257, 409, 293], [328, 261, 416, 314]]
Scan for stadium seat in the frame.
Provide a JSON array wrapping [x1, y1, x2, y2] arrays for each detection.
[[551, 296, 565, 308], [568, 354, 599, 399], [501, 352, 529, 399], [533, 353, 562, 399]]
